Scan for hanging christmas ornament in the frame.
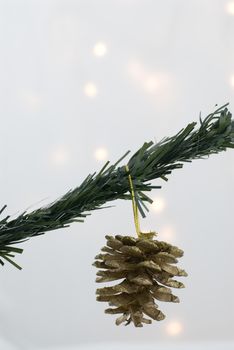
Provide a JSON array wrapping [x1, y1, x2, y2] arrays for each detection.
[[93, 165, 187, 327]]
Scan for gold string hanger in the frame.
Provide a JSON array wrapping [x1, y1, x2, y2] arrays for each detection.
[[125, 165, 156, 239]]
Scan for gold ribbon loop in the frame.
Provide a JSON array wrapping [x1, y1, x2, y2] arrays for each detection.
[[125, 165, 141, 238], [125, 165, 156, 239]]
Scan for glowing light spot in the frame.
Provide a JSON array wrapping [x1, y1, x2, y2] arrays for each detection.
[[166, 321, 183, 336], [84, 82, 98, 97], [226, 1, 234, 15], [18, 89, 42, 111], [230, 75, 234, 87], [152, 197, 166, 213], [50, 146, 70, 165], [160, 226, 175, 242], [127, 60, 171, 97], [93, 41, 108, 57], [143, 75, 159, 93], [94, 147, 108, 161]]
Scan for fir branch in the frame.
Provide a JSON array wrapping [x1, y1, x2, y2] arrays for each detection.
[[0, 104, 233, 269]]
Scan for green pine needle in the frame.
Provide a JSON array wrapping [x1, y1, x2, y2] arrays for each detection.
[[0, 104, 233, 269]]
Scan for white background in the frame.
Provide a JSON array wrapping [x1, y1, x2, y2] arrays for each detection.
[[0, 0, 233, 349]]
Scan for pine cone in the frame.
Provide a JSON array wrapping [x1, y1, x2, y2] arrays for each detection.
[[93, 233, 187, 327]]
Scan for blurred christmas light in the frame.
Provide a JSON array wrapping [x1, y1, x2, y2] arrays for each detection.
[[166, 321, 183, 336], [93, 41, 108, 57], [50, 146, 70, 165], [160, 226, 176, 242], [127, 60, 170, 96], [84, 82, 98, 97], [226, 1, 234, 15], [151, 197, 166, 213], [94, 147, 109, 161], [18, 89, 42, 111], [230, 75, 234, 87], [143, 75, 159, 94]]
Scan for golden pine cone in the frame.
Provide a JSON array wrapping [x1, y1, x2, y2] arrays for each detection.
[[93, 233, 187, 327]]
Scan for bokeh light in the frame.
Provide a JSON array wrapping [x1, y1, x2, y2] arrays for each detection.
[[230, 75, 234, 87], [151, 197, 166, 213], [143, 75, 159, 94], [18, 89, 42, 111], [226, 1, 234, 15], [127, 60, 171, 97], [93, 41, 108, 57], [166, 321, 183, 336], [160, 226, 176, 242], [50, 146, 70, 165], [84, 82, 98, 97], [94, 147, 109, 161]]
